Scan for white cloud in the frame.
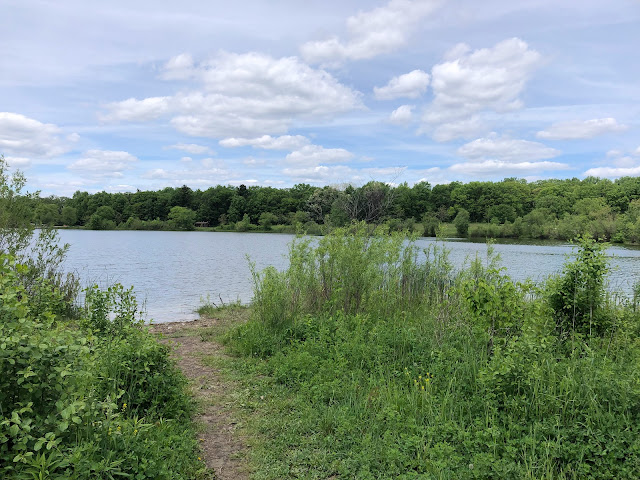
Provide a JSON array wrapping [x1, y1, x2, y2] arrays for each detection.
[[374, 70, 430, 100], [449, 159, 569, 176], [584, 148, 640, 178], [68, 150, 138, 178], [422, 38, 542, 141], [104, 52, 361, 138], [4, 156, 32, 168], [101, 97, 171, 123], [142, 168, 172, 179], [0, 112, 72, 157], [389, 105, 414, 125], [301, 0, 440, 66], [161, 53, 195, 80], [457, 135, 560, 162], [584, 165, 640, 178], [220, 135, 310, 150], [285, 145, 354, 166], [180, 156, 193, 163], [430, 116, 486, 142], [537, 118, 628, 140], [243, 157, 267, 166], [282, 165, 344, 182], [167, 143, 214, 155]]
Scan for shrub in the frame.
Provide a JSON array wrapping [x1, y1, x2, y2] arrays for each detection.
[[453, 208, 470, 236], [547, 235, 611, 336]]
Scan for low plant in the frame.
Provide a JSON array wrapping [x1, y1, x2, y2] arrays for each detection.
[[224, 225, 640, 479]]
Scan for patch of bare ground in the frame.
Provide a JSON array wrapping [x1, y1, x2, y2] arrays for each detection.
[[150, 312, 250, 480]]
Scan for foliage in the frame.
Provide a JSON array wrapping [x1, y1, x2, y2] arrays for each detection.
[[0, 155, 79, 317], [547, 235, 611, 336], [453, 207, 470, 236], [0, 155, 206, 478], [14, 164, 640, 242], [168, 206, 197, 230], [224, 227, 640, 479], [0, 259, 206, 479]]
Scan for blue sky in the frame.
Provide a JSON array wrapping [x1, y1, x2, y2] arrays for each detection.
[[1, 0, 639, 196]]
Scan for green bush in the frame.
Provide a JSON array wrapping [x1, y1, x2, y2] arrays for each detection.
[[547, 235, 611, 336], [226, 227, 640, 479], [0, 257, 205, 479]]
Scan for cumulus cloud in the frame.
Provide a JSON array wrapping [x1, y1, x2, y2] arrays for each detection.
[[161, 53, 195, 80], [301, 0, 440, 66], [536, 117, 627, 140], [103, 52, 361, 138], [457, 135, 560, 162], [374, 70, 430, 100], [584, 165, 640, 178], [449, 159, 569, 176], [142, 168, 172, 179], [285, 145, 354, 166], [584, 148, 640, 178], [389, 105, 415, 125], [0, 112, 72, 157], [422, 38, 542, 141], [166, 143, 214, 155], [68, 150, 138, 178], [220, 135, 310, 150], [101, 97, 171, 123]]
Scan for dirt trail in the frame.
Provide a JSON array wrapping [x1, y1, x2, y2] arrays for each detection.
[[151, 319, 249, 480]]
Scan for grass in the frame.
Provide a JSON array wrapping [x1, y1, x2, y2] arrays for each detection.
[[206, 224, 640, 479]]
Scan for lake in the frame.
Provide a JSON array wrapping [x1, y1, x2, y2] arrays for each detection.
[[56, 230, 640, 323]]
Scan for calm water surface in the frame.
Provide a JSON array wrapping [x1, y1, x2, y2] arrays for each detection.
[[57, 230, 640, 323]]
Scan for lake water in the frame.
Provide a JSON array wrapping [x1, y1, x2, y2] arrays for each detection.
[[56, 230, 640, 323]]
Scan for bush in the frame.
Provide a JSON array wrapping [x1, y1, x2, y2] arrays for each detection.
[[547, 235, 611, 336], [453, 208, 470, 236], [0, 259, 203, 479], [226, 227, 640, 479]]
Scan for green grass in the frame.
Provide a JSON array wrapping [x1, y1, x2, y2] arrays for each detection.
[[215, 224, 640, 479]]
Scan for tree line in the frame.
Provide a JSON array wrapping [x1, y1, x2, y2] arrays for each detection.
[[25, 175, 640, 243]]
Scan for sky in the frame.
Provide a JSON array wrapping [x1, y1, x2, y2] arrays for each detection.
[[1, 0, 639, 197]]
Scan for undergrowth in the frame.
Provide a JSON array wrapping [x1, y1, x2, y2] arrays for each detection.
[[224, 222, 640, 479], [0, 256, 208, 479]]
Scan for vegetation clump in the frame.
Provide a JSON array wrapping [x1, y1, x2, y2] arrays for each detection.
[[225, 223, 640, 479], [0, 157, 208, 479]]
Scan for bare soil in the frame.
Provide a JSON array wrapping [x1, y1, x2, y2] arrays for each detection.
[[150, 317, 249, 480]]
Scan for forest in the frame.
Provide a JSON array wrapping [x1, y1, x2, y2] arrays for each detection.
[[23, 175, 640, 243]]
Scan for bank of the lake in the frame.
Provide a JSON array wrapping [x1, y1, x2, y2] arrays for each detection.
[[186, 226, 640, 479], [57, 229, 640, 323]]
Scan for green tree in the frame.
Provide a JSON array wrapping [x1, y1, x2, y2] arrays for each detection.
[[453, 208, 470, 237], [168, 206, 196, 230], [35, 203, 60, 226], [61, 205, 78, 226], [259, 212, 279, 229]]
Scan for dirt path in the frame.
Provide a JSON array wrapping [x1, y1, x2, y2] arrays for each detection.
[[151, 318, 249, 480]]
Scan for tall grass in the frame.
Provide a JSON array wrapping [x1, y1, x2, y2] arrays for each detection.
[[227, 223, 640, 479]]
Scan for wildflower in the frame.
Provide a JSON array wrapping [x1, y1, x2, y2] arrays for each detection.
[[198, 457, 202, 461], [122, 403, 127, 411], [134, 429, 138, 435]]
